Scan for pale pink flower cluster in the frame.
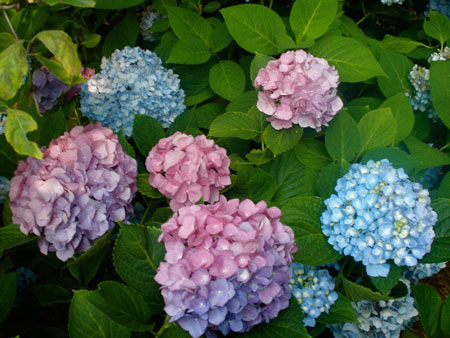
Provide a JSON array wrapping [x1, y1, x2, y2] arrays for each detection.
[[9, 123, 137, 261], [146, 132, 231, 211], [254, 50, 343, 131]]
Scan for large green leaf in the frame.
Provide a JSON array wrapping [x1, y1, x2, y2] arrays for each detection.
[[69, 290, 131, 338], [430, 60, 450, 129], [36, 30, 81, 80], [281, 196, 342, 265], [263, 125, 303, 157], [209, 112, 260, 140], [441, 295, 450, 336], [221, 4, 287, 55], [43, 0, 95, 7], [404, 136, 450, 170], [167, 39, 211, 65], [381, 34, 429, 54], [0, 273, 16, 322], [39, 110, 67, 146], [227, 166, 276, 202], [102, 10, 139, 57], [0, 41, 28, 101], [438, 172, 450, 198], [95, 0, 144, 9], [132, 115, 165, 157], [316, 162, 349, 198], [5, 109, 43, 159], [413, 284, 443, 338], [317, 293, 358, 325], [209, 61, 245, 101], [0, 223, 35, 252], [361, 148, 418, 174], [341, 277, 391, 301], [325, 110, 361, 163], [380, 93, 414, 144], [370, 264, 402, 296], [424, 11, 450, 46], [309, 36, 385, 82], [377, 49, 413, 98], [357, 108, 396, 155], [137, 173, 163, 199], [290, 0, 338, 42], [294, 138, 332, 171]]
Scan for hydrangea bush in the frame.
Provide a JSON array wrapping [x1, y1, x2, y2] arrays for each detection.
[[0, 1, 449, 338]]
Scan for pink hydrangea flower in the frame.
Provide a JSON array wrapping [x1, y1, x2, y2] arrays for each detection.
[[155, 196, 297, 337], [9, 123, 137, 261], [254, 50, 343, 131], [146, 132, 231, 211]]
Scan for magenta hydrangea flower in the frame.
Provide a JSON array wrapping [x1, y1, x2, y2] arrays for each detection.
[[254, 50, 343, 131], [155, 196, 297, 338], [146, 132, 231, 211], [9, 123, 137, 261]]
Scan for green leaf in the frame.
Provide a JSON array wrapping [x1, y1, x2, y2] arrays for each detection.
[[294, 138, 332, 170], [160, 324, 192, 338], [166, 6, 212, 48], [413, 284, 443, 338], [361, 148, 418, 174], [357, 108, 396, 155], [132, 115, 165, 156], [5, 109, 43, 159], [102, 10, 139, 57], [316, 162, 349, 198], [0, 33, 15, 49], [185, 87, 215, 106], [250, 53, 275, 84], [34, 55, 73, 85], [209, 112, 260, 140], [422, 198, 450, 263], [0, 273, 16, 323], [210, 22, 233, 53], [424, 11, 450, 46], [342, 277, 391, 301], [317, 293, 358, 325], [117, 132, 135, 159], [227, 166, 276, 202], [220, 4, 287, 55], [281, 196, 342, 265], [438, 172, 450, 198], [0, 41, 28, 101], [430, 60, 450, 129], [83, 33, 101, 48], [69, 290, 131, 338], [441, 295, 450, 335], [95, 0, 144, 9], [39, 110, 66, 146], [167, 39, 211, 64], [0, 223, 35, 251], [36, 30, 81, 80], [209, 61, 245, 101], [263, 125, 303, 156], [290, 0, 338, 42], [113, 223, 165, 308], [309, 36, 385, 83], [137, 173, 163, 199], [370, 264, 402, 296], [262, 151, 317, 205], [404, 136, 450, 170], [35, 284, 72, 306], [325, 110, 361, 163], [67, 231, 112, 285], [43, 0, 95, 7], [381, 34, 429, 54], [377, 49, 413, 98], [245, 149, 273, 166], [226, 91, 257, 113], [89, 281, 151, 332], [380, 93, 414, 144], [241, 299, 310, 338]]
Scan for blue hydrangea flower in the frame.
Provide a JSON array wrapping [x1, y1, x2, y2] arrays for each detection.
[[80, 46, 185, 137], [404, 262, 447, 282], [140, 6, 163, 42], [0, 176, 10, 202], [14, 267, 37, 307], [289, 263, 338, 327], [406, 65, 432, 112], [0, 115, 6, 135], [329, 279, 418, 338], [429, 0, 450, 19], [380, 0, 404, 5], [321, 159, 437, 277]]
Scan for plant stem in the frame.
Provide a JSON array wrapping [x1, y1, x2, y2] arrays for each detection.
[[2, 8, 19, 40], [155, 315, 171, 337]]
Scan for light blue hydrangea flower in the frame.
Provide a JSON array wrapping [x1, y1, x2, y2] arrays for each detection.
[[429, 0, 450, 19], [321, 159, 437, 277], [404, 262, 447, 282], [329, 279, 418, 338], [140, 7, 163, 42], [406, 64, 431, 113], [0, 176, 10, 202], [289, 263, 338, 327], [80, 46, 185, 137], [380, 0, 404, 5]]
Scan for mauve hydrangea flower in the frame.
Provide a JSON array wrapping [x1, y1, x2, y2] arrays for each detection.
[[146, 132, 231, 211], [329, 279, 418, 338], [9, 123, 137, 261], [0, 176, 10, 202], [155, 196, 297, 338], [321, 159, 437, 277], [404, 262, 447, 282], [80, 46, 185, 137], [290, 263, 338, 327], [254, 50, 343, 131]]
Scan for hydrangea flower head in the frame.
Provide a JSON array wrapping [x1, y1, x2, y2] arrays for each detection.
[[9, 123, 137, 261], [80, 46, 185, 136], [289, 263, 338, 327], [429, 0, 450, 19], [140, 6, 163, 41], [329, 279, 418, 337], [380, 0, 404, 5], [146, 132, 231, 211], [321, 159, 437, 277], [404, 262, 447, 282], [254, 50, 343, 131], [0, 176, 9, 202], [406, 65, 431, 112], [155, 196, 297, 338], [32, 68, 68, 112]]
